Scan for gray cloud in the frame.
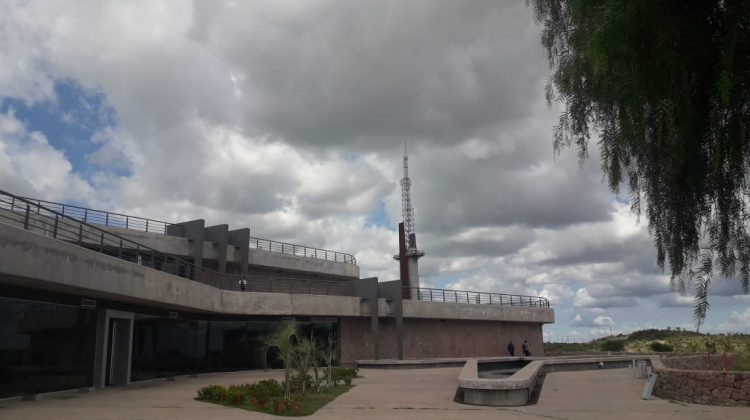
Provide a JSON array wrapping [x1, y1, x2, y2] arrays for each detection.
[[1, 0, 747, 337], [196, 0, 546, 150]]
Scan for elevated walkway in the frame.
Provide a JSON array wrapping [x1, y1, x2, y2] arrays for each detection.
[[1, 192, 358, 280]]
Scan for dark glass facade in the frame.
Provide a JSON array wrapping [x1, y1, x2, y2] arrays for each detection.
[[0, 297, 98, 398], [0, 293, 339, 395], [131, 316, 338, 381]]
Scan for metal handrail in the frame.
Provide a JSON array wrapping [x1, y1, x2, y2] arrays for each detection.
[[404, 286, 550, 308], [1, 192, 549, 304], [211, 273, 356, 296], [0, 191, 356, 297], [16, 195, 357, 265], [249, 236, 356, 264], [1, 192, 198, 280], [18, 196, 171, 234]]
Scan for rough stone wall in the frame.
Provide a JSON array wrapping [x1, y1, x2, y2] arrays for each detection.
[[340, 317, 544, 364], [661, 354, 739, 371], [653, 354, 749, 406]]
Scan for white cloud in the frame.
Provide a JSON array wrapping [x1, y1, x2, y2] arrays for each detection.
[[0, 110, 92, 200], [729, 308, 750, 327], [593, 315, 615, 326], [1, 0, 748, 339]]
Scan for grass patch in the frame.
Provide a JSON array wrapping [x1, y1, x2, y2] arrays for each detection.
[[738, 355, 750, 371], [196, 385, 353, 416]]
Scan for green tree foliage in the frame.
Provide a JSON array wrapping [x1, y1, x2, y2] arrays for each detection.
[[600, 339, 625, 351], [529, 0, 750, 326]]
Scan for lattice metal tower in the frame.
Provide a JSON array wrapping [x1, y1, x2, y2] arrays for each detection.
[[395, 142, 424, 296], [401, 143, 416, 248]]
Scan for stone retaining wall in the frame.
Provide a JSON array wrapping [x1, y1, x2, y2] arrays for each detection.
[[653, 354, 750, 406], [661, 353, 739, 371]]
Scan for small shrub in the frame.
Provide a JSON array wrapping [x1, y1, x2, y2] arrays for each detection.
[[650, 341, 674, 352], [197, 385, 227, 401], [328, 367, 358, 385], [285, 374, 313, 393], [226, 385, 247, 405], [600, 340, 625, 352], [249, 379, 283, 406]]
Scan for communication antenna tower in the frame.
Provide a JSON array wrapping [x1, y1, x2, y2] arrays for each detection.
[[401, 142, 416, 247]]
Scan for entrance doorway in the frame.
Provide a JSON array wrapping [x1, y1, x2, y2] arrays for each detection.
[[106, 318, 132, 386], [94, 310, 134, 388]]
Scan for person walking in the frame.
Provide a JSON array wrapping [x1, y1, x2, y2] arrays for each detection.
[[507, 340, 515, 356], [522, 340, 531, 357]]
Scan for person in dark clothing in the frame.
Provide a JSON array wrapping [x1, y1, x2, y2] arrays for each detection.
[[522, 340, 531, 357], [507, 340, 515, 356]]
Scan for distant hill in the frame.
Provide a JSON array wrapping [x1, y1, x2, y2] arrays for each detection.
[[627, 328, 704, 341], [544, 327, 750, 355]]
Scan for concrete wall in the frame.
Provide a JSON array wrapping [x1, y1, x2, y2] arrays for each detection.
[[340, 317, 544, 364], [0, 208, 359, 280], [653, 355, 750, 406], [0, 222, 361, 317], [403, 300, 553, 323], [102, 227, 360, 279]]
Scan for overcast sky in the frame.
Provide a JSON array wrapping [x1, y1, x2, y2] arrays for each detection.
[[1, 0, 748, 341]]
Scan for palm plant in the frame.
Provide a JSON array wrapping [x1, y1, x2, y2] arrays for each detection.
[[292, 334, 316, 397], [260, 321, 299, 402], [321, 332, 337, 389]]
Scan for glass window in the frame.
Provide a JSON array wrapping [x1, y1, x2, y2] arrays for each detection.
[[0, 297, 97, 398]]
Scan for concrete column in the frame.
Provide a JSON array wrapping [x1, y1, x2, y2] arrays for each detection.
[[167, 219, 205, 280], [378, 280, 404, 360], [407, 257, 420, 291], [228, 228, 250, 277], [204, 224, 229, 273], [352, 277, 380, 360]]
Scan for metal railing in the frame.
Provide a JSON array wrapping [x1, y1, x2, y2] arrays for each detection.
[[15, 195, 357, 265], [250, 237, 356, 264], [405, 286, 550, 308], [0, 190, 356, 297], [17, 196, 171, 234], [211, 273, 355, 296], [1, 192, 197, 280]]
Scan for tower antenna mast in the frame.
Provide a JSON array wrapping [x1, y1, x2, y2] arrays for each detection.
[[401, 142, 416, 248]]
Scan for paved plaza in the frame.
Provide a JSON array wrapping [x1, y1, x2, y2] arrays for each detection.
[[1, 367, 746, 419]]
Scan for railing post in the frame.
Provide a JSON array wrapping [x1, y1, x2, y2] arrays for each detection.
[[125, 217, 129, 229], [52, 214, 59, 238], [442, 289, 445, 302], [105, 213, 109, 227], [84, 208, 88, 223], [146, 219, 149, 232], [489, 294, 493, 305], [78, 224, 83, 243], [23, 204, 30, 229]]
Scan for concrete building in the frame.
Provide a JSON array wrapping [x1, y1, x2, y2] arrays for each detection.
[[0, 190, 554, 398]]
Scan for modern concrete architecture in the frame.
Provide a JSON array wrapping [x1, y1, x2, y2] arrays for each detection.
[[0, 189, 554, 399]]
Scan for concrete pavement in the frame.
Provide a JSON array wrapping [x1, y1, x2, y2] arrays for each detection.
[[1, 367, 747, 419]]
